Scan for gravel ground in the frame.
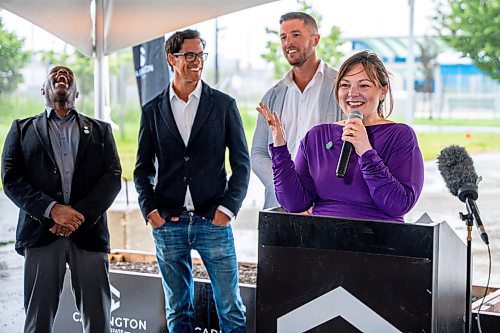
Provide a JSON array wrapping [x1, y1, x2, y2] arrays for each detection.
[[110, 261, 258, 285]]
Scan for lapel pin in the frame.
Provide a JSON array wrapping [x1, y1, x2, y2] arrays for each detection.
[[83, 125, 90, 134], [325, 141, 333, 150]]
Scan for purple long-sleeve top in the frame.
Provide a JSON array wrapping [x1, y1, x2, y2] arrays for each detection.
[[270, 122, 424, 222]]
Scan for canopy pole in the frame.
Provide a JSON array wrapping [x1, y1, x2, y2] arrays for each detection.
[[93, 55, 111, 122], [405, 0, 415, 125], [92, 0, 114, 125]]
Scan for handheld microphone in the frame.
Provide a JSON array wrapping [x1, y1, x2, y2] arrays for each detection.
[[437, 145, 488, 244], [336, 110, 363, 178]]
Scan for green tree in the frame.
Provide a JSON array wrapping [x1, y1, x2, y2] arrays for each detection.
[[435, 0, 500, 82], [261, 0, 343, 79], [0, 17, 30, 94]]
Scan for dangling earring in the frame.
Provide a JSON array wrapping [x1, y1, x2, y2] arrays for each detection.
[[378, 100, 384, 118]]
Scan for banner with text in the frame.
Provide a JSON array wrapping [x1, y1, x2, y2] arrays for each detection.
[[133, 36, 170, 106]]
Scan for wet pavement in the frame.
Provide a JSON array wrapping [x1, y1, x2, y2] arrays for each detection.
[[1, 151, 500, 331], [407, 152, 500, 289], [0, 191, 24, 332]]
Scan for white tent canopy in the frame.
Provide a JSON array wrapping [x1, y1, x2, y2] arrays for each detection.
[[0, 0, 275, 57], [1, 0, 417, 123], [0, 0, 275, 119]]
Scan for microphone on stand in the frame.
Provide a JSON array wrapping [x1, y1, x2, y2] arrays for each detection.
[[336, 110, 364, 178], [437, 145, 488, 244]]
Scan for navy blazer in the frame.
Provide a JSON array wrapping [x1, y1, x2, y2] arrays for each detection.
[[1, 112, 122, 255], [134, 81, 250, 220]]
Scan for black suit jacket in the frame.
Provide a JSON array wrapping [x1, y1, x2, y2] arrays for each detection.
[[134, 81, 250, 220], [1, 112, 122, 255]]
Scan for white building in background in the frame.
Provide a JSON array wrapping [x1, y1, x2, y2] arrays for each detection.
[[349, 36, 500, 119]]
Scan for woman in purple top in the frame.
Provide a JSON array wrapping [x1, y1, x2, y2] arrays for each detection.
[[257, 51, 424, 222]]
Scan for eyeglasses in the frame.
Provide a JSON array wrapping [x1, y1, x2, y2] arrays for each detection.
[[172, 52, 208, 62]]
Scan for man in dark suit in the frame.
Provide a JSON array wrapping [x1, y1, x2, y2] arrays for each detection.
[[1, 66, 122, 333], [134, 29, 250, 333]]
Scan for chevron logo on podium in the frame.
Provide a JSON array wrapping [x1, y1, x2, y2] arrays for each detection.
[[277, 286, 402, 333]]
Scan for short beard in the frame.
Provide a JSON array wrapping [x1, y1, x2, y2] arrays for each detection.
[[285, 47, 312, 67], [287, 55, 308, 67]]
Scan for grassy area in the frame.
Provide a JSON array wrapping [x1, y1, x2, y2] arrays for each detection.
[[0, 96, 40, 144], [1, 95, 500, 190], [111, 104, 141, 182], [416, 132, 500, 161]]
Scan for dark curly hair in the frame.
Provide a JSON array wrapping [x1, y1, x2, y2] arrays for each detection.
[[164, 29, 206, 70], [334, 50, 394, 118]]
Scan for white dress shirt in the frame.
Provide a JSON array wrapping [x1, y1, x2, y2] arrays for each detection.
[[169, 81, 234, 219], [281, 60, 326, 159]]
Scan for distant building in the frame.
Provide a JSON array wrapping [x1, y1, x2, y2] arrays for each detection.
[[349, 36, 500, 119]]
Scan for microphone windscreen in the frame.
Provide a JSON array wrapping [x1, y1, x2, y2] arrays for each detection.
[[437, 145, 478, 197], [348, 110, 363, 121]]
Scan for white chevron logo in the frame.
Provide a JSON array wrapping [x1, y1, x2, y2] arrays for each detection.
[[277, 286, 402, 333], [110, 283, 120, 313]]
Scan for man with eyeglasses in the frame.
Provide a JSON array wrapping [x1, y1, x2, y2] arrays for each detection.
[[252, 12, 343, 209], [134, 29, 249, 333]]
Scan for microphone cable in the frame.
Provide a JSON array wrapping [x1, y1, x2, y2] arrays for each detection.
[[475, 244, 492, 333]]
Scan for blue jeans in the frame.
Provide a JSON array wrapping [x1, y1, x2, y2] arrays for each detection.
[[153, 211, 246, 333]]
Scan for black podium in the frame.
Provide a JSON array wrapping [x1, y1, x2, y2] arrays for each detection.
[[256, 210, 467, 333]]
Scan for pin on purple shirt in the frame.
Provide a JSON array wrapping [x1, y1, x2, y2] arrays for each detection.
[[270, 122, 424, 222]]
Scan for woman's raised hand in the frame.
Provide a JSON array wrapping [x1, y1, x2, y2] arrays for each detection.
[[256, 102, 286, 147]]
